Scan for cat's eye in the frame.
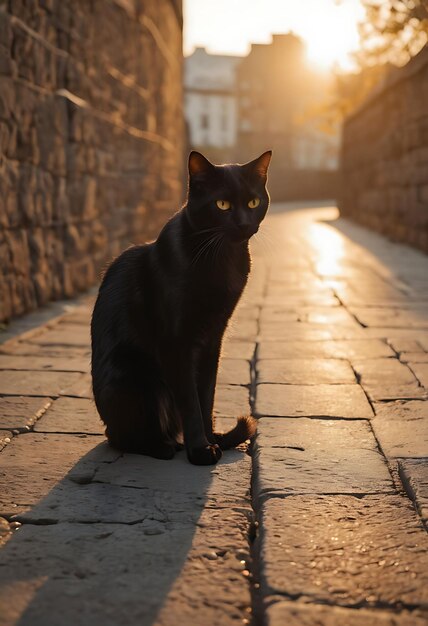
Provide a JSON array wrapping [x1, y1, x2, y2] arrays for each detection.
[[248, 198, 260, 209], [216, 200, 231, 211]]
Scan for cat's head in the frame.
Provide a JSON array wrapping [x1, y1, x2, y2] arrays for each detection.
[[186, 151, 272, 243]]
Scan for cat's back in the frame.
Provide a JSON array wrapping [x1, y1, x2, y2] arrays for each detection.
[[91, 243, 153, 342]]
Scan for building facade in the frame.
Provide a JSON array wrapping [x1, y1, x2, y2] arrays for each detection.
[[184, 48, 240, 158]]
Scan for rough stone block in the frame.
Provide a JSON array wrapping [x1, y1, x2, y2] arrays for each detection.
[[253, 418, 392, 497], [214, 385, 251, 418], [258, 495, 428, 607], [0, 434, 117, 516], [372, 400, 428, 458], [218, 359, 251, 386], [265, 602, 427, 626], [34, 397, 103, 434], [258, 339, 394, 360], [399, 458, 428, 523], [255, 384, 373, 418], [353, 358, 425, 401], [257, 359, 355, 384], [0, 396, 52, 431], [0, 370, 85, 397]]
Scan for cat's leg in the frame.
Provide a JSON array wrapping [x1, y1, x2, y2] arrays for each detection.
[[196, 343, 221, 443], [197, 344, 257, 451], [165, 354, 222, 465], [95, 379, 176, 459]]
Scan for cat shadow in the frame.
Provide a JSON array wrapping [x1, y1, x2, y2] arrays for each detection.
[[1, 441, 246, 626]]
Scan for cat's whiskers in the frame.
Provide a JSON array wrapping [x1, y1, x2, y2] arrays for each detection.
[[191, 233, 223, 267], [211, 233, 225, 268]]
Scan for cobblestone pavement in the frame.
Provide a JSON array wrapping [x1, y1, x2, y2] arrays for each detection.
[[0, 203, 427, 625]]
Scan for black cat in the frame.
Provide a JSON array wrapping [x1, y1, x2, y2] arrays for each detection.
[[91, 150, 271, 465]]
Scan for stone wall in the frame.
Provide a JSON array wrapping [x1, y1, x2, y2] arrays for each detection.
[[339, 46, 428, 253], [0, 0, 184, 322]]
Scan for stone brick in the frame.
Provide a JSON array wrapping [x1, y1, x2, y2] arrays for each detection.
[[253, 418, 392, 497], [0, 370, 85, 397], [0, 396, 52, 431], [218, 359, 251, 386], [255, 384, 373, 418], [0, 433, 118, 516], [34, 397, 102, 434], [399, 459, 428, 523], [265, 602, 427, 626], [0, 353, 90, 372], [353, 358, 425, 401], [214, 385, 251, 419], [340, 47, 428, 255], [258, 339, 394, 360], [258, 495, 428, 607], [0, 1, 184, 323], [372, 400, 428, 458], [408, 362, 428, 389], [257, 358, 355, 384]]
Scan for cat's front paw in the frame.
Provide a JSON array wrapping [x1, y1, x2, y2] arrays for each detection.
[[188, 443, 222, 466]]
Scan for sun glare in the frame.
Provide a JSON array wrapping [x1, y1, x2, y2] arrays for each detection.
[[184, 0, 365, 71]]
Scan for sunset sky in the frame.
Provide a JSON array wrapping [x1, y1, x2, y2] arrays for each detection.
[[183, 0, 365, 70]]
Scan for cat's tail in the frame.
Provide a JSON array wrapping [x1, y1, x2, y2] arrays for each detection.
[[214, 415, 257, 450]]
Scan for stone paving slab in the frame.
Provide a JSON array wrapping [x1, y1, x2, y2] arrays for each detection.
[[0, 397, 52, 431], [265, 602, 428, 626], [16, 447, 251, 525], [409, 362, 428, 389], [225, 318, 258, 340], [59, 372, 93, 398], [387, 338, 426, 353], [253, 418, 392, 497], [33, 397, 103, 435], [353, 359, 425, 401], [0, 354, 90, 373], [257, 495, 428, 608], [94, 448, 251, 503], [221, 340, 255, 360], [350, 306, 428, 329], [0, 370, 85, 397], [214, 385, 251, 418], [363, 329, 428, 344], [258, 339, 394, 360], [399, 459, 428, 524], [0, 509, 252, 626], [258, 324, 366, 341], [26, 324, 91, 347], [255, 384, 373, 418], [263, 293, 340, 307], [0, 341, 91, 358], [400, 352, 428, 363], [256, 359, 356, 385], [218, 359, 251, 386], [0, 435, 119, 517], [372, 401, 428, 458], [260, 307, 357, 325]]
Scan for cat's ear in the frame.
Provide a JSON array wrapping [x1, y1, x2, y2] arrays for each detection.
[[188, 151, 214, 177], [243, 150, 272, 179]]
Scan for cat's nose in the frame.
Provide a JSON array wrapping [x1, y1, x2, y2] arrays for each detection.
[[239, 223, 258, 238]]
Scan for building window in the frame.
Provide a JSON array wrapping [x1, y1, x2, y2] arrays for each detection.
[[201, 114, 209, 130]]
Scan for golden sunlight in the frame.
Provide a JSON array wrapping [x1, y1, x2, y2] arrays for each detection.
[[184, 0, 365, 70]]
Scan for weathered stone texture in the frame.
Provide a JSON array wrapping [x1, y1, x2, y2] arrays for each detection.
[[0, 1, 184, 322], [258, 495, 428, 608], [340, 46, 428, 253]]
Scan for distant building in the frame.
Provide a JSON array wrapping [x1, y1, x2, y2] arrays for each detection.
[[184, 37, 339, 198], [237, 33, 338, 171], [184, 48, 240, 156]]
